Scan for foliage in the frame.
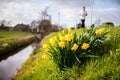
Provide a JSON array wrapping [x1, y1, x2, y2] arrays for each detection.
[[43, 27, 109, 70], [0, 31, 36, 55], [79, 49, 120, 80], [38, 19, 52, 32], [15, 26, 120, 80]]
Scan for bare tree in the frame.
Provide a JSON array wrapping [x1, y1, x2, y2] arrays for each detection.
[[0, 20, 6, 25], [30, 20, 41, 32], [0, 19, 11, 26], [38, 19, 52, 32], [40, 7, 51, 20]]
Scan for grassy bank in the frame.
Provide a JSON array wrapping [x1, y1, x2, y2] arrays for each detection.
[[0, 31, 36, 57], [15, 26, 120, 80]]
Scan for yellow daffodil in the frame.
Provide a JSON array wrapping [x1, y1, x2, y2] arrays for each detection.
[[81, 43, 89, 50], [49, 38, 55, 45], [53, 36, 58, 42], [43, 44, 49, 49], [71, 43, 78, 51], [68, 28, 72, 33], [58, 41, 65, 48], [60, 36, 66, 41], [65, 34, 73, 41], [42, 54, 48, 59], [58, 33, 62, 38], [95, 28, 105, 35], [62, 30, 65, 34]]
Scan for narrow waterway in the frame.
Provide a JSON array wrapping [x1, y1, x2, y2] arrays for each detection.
[[0, 42, 37, 80]]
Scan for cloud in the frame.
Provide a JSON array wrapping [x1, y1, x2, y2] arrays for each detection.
[[94, 0, 120, 7], [59, 7, 120, 26], [51, 0, 92, 8], [0, 0, 120, 27], [92, 8, 120, 25], [51, 0, 120, 8], [106, 0, 120, 5], [0, 0, 51, 26], [0, 0, 31, 3], [51, 0, 120, 26]]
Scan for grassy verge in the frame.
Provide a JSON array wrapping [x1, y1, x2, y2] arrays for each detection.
[[0, 31, 36, 59], [0, 31, 33, 41], [15, 26, 120, 80]]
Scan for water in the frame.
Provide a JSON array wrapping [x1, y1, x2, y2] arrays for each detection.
[[0, 43, 37, 80]]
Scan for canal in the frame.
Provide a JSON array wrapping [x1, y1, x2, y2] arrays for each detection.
[[0, 42, 37, 80]]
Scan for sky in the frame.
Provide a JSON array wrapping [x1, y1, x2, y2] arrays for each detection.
[[0, 0, 120, 28]]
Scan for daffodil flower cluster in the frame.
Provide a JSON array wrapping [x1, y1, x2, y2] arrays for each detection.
[[43, 28, 73, 49], [42, 27, 109, 70], [95, 28, 105, 35]]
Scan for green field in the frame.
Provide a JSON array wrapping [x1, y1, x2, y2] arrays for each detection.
[[0, 31, 36, 56], [0, 31, 33, 41], [15, 26, 120, 80]]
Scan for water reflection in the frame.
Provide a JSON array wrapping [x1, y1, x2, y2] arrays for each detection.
[[0, 43, 37, 80]]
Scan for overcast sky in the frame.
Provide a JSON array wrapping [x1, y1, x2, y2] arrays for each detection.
[[0, 0, 120, 27]]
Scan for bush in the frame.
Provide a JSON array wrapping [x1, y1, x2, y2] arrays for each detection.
[[43, 27, 110, 70]]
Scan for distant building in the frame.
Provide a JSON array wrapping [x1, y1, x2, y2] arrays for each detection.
[[14, 23, 30, 32], [0, 24, 14, 31]]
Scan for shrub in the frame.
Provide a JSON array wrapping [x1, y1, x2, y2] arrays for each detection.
[[43, 27, 110, 70]]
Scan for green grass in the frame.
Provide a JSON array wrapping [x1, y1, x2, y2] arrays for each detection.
[[15, 26, 120, 80], [79, 50, 120, 80], [0, 31, 36, 55], [0, 31, 32, 41]]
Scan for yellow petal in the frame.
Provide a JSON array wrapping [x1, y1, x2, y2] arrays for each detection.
[[71, 43, 78, 51], [65, 34, 73, 41], [43, 44, 49, 49], [58, 41, 65, 48], [81, 43, 89, 50]]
